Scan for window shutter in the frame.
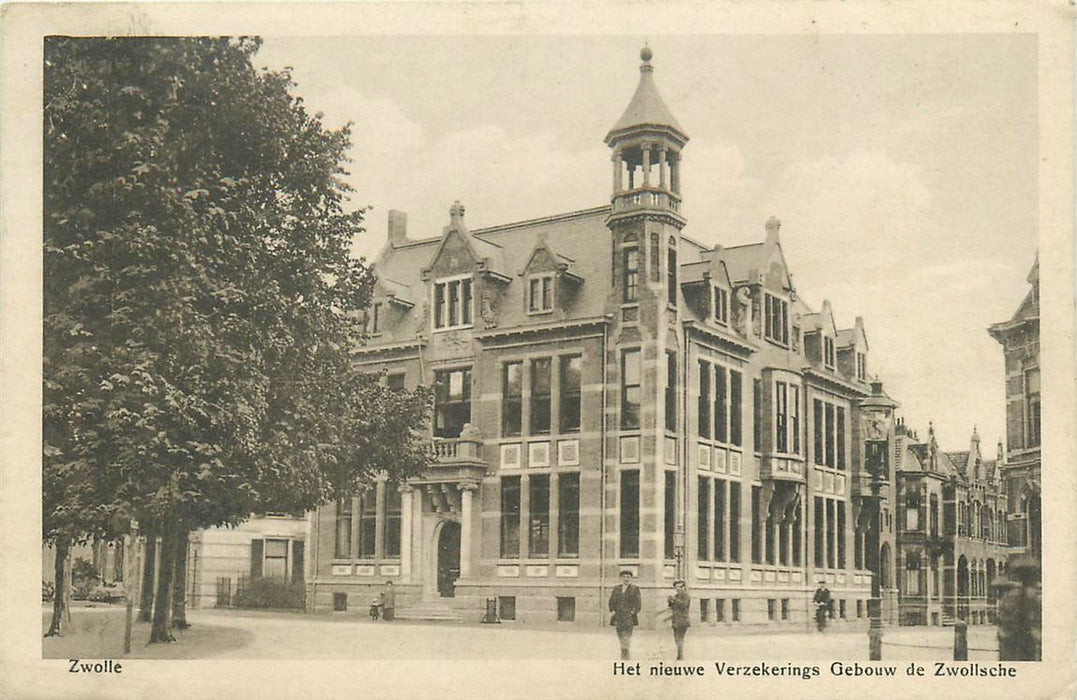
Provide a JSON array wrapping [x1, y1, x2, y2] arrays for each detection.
[[250, 538, 264, 579], [292, 540, 305, 584]]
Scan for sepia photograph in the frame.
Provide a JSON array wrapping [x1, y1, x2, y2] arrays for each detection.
[[2, 3, 1073, 699]]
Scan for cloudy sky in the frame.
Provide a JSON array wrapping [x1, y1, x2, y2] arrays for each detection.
[[257, 34, 1037, 453]]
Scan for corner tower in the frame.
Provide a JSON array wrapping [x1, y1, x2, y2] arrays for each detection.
[[602, 47, 690, 594]]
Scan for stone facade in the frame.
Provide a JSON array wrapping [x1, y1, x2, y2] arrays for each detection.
[[988, 259, 1041, 560], [307, 49, 908, 629], [893, 423, 1010, 627]]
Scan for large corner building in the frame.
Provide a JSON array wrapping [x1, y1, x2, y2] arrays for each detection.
[[306, 48, 904, 628]]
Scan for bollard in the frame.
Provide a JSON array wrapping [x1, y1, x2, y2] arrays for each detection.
[[953, 620, 968, 661]]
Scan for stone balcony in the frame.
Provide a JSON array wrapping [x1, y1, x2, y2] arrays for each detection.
[[611, 187, 682, 214], [425, 425, 487, 483]]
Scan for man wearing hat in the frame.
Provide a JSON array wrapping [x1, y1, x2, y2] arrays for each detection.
[[667, 579, 691, 660], [609, 570, 642, 660]]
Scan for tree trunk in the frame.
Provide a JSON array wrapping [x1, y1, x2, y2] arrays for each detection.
[[44, 539, 70, 637], [171, 531, 190, 630], [149, 524, 178, 643], [138, 535, 157, 623]]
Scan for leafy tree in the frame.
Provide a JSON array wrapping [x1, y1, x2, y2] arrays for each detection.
[[43, 37, 431, 643]]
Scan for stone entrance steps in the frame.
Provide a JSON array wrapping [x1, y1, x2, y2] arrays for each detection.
[[394, 600, 465, 623]]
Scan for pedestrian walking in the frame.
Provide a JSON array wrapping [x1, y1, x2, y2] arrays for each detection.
[[667, 579, 691, 660], [609, 570, 641, 660], [380, 580, 396, 622]]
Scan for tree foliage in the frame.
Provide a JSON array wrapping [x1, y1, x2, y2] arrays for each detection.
[[43, 37, 432, 640]]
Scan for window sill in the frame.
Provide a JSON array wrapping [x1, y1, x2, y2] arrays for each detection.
[[527, 309, 554, 316], [432, 324, 474, 333]]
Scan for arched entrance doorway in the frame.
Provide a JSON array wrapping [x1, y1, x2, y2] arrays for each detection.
[[957, 555, 969, 620], [437, 521, 461, 598]]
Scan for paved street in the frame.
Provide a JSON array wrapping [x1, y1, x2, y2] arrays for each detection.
[[44, 605, 999, 662]]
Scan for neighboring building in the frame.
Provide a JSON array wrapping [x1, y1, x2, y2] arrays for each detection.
[[307, 48, 898, 628], [185, 513, 308, 609], [988, 258, 1041, 561], [893, 422, 1010, 626]]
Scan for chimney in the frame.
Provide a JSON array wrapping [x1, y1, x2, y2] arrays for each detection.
[[388, 210, 408, 247], [765, 215, 781, 246]]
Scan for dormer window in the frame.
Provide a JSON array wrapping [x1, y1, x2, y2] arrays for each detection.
[[823, 336, 835, 369], [363, 302, 382, 336], [764, 293, 789, 346], [528, 275, 554, 314], [856, 352, 867, 381], [433, 276, 472, 330], [713, 286, 729, 326]]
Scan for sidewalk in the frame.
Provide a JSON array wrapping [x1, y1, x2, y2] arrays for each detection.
[[42, 605, 999, 662]]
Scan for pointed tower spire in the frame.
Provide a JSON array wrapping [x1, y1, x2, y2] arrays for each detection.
[[606, 46, 688, 228]]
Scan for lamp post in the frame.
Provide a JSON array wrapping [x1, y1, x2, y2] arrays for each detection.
[[860, 379, 897, 661]]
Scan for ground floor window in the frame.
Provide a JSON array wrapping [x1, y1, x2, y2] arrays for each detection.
[[499, 596, 516, 621], [620, 469, 640, 558], [700, 598, 710, 622], [557, 597, 575, 622]]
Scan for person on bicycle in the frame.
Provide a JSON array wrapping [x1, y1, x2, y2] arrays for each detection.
[[813, 581, 832, 631]]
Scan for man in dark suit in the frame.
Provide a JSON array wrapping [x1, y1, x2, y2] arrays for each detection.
[[667, 579, 691, 660], [609, 570, 642, 660]]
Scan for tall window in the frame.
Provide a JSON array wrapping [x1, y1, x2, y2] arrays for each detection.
[[665, 352, 677, 432], [530, 358, 552, 435], [502, 362, 522, 436], [698, 477, 711, 560], [753, 379, 762, 452], [1025, 368, 1040, 448], [813, 497, 824, 567], [500, 477, 521, 558], [750, 485, 762, 564], [823, 335, 835, 369], [384, 487, 401, 557], [621, 350, 641, 430], [714, 286, 729, 325], [715, 366, 728, 443], [558, 473, 580, 556], [730, 371, 742, 446], [836, 406, 846, 470], [930, 494, 939, 537], [729, 483, 741, 562], [358, 491, 376, 559], [837, 501, 846, 568], [528, 275, 553, 313], [560, 355, 582, 433], [433, 278, 472, 329], [434, 368, 471, 438], [529, 475, 550, 557], [814, 399, 846, 469], [664, 471, 676, 559], [620, 470, 640, 557], [714, 479, 726, 562], [824, 403, 835, 467], [775, 381, 788, 452], [856, 352, 867, 380], [698, 360, 711, 438], [650, 232, 661, 282], [335, 498, 352, 559], [789, 385, 800, 454], [764, 293, 789, 345], [623, 237, 639, 303], [667, 237, 678, 306]]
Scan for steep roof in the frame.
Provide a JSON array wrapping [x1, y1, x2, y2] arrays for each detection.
[[605, 48, 687, 144], [947, 451, 970, 475]]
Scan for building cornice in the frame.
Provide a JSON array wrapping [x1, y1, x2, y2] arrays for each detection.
[[474, 315, 612, 343], [352, 339, 426, 359], [802, 367, 871, 398], [682, 320, 755, 356]]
